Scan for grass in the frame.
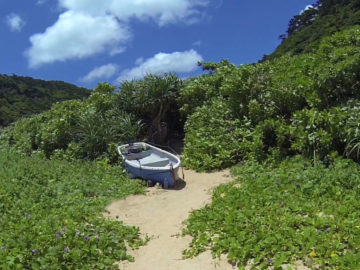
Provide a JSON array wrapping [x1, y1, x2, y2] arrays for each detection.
[[183, 155, 360, 269], [0, 147, 146, 269]]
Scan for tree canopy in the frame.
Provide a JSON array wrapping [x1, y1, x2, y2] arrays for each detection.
[[264, 0, 360, 60], [0, 74, 90, 126]]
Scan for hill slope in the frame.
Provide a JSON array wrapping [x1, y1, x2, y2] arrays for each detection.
[[0, 74, 90, 126], [266, 0, 360, 60]]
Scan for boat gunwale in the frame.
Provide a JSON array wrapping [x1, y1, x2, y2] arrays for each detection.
[[117, 142, 181, 171]]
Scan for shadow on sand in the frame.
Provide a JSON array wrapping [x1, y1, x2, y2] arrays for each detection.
[[146, 177, 187, 191], [171, 178, 186, 190]]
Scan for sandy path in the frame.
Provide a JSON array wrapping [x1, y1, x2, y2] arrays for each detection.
[[104, 169, 236, 270]]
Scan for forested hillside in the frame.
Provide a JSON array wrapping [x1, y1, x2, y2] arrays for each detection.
[[266, 0, 360, 60], [0, 74, 183, 163], [0, 74, 90, 126]]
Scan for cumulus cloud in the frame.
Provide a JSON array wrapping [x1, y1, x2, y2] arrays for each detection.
[[25, 11, 131, 68], [59, 0, 208, 26], [117, 49, 203, 81], [6, 13, 25, 32], [80, 64, 118, 83], [25, 0, 208, 67]]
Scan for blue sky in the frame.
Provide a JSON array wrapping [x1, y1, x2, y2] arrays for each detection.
[[1, 0, 314, 89]]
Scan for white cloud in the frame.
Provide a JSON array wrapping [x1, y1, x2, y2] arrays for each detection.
[[6, 13, 25, 32], [135, 57, 145, 65], [80, 64, 118, 83], [300, 5, 314, 14], [117, 49, 203, 81], [25, 11, 131, 68], [109, 47, 126, 56], [25, 0, 208, 67], [59, 0, 208, 26]]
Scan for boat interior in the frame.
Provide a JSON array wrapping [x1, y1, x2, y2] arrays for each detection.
[[121, 143, 178, 168]]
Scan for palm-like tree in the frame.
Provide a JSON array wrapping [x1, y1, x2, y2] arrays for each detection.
[[144, 73, 182, 142], [119, 73, 182, 143]]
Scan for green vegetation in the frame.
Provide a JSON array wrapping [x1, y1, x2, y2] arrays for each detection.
[[0, 74, 183, 269], [0, 74, 90, 127], [183, 156, 360, 269], [180, 25, 360, 171], [2, 1, 360, 269], [117, 73, 183, 143], [1, 74, 182, 163], [178, 4, 360, 267], [267, 0, 360, 60], [0, 146, 146, 269], [182, 98, 243, 170]]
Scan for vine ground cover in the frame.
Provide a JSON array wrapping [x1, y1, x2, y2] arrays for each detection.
[[0, 147, 146, 269], [183, 156, 360, 269]]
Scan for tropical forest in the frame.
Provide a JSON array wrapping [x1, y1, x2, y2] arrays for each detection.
[[1, 0, 360, 269]]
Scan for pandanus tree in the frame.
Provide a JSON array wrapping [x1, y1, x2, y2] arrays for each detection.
[[74, 83, 144, 160], [118, 73, 183, 143]]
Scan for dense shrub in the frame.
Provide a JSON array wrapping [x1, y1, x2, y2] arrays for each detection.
[[0, 147, 146, 269], [1, 83, 144, 162], [1, 73, 185, 162], [343, 102, 360, 161], [117, 73, 183, 142], [179, 60, 236, 117], [182, 98, 243, 171], [181, 26, 360, 170], [183, 156, 360, 269]]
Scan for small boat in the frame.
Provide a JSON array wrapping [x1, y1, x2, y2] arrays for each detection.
[[117, 142, 181, 188]]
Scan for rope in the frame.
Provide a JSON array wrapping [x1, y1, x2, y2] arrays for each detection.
[[146, 141, 185, 181], [170, 163, 176, 187]]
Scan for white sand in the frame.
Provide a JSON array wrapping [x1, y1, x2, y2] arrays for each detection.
[[104, 169, 236, 270], [104, 169, 310, 270]]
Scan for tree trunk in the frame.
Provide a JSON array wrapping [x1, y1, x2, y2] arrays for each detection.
[[150, 102, 166, 143]]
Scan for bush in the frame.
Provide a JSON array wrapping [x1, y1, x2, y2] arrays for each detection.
[[1, 83, 144, 162], [181, 26, 360, 169], [290, 107, 348, 161], [179, 60, 236, 117], [343, 102, 360, 161], [0, 148, 146, 269], [183, 156, 360, 269], [182, 98, 243, 171]]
